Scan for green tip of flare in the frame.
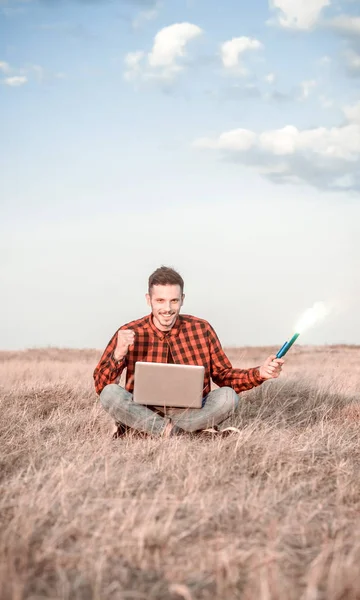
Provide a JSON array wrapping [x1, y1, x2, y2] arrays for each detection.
[[276, 333, 300, 358]]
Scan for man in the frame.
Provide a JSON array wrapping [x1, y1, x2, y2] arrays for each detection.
[[94, 266, 284, 438]]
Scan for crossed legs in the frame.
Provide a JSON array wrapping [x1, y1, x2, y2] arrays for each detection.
[[100, 384, 239, 436]]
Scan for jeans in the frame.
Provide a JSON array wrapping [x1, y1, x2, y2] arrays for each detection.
[[99, 384, 239, 435]]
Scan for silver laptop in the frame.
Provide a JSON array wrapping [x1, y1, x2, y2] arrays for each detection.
[[133, 361, 205, 408]]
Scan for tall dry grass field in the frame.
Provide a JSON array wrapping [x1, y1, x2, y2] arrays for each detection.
[[1, 345, 360, 600]]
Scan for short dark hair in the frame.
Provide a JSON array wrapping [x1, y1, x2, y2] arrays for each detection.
[[148, 266, 184, 295]]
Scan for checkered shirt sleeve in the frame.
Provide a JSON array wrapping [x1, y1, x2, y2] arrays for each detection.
[[207, 324, 264, 393]]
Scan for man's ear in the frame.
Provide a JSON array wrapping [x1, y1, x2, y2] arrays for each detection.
[[181, 294, 185, 306], [145, 293, 151, 307]]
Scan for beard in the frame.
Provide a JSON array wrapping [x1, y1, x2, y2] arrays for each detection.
[[159, 312, 175, 321], [155, 311, 178, 329]]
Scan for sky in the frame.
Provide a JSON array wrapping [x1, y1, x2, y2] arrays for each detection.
[[1, 0, 360, 351]]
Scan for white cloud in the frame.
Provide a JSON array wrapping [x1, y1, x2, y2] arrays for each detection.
[[30, 64, 45, 83], [265, 72, 275, 83], [192, 102, 360, 191], [329, 15, 360, 35], [124, 22, 203, 82], [124, 50, 145, 80], [195, 128, 257, 151], [3, 75, 28, 86], [343, 101, 360, 123], [132, 2, 161, 30], [269, 0, 330, 30], [220, 37, 263, 73], [0, 60, 57, 85], [299, 79, 317, 100], [148, 22, 202, 67], [319, 95, 334, 109], [0, 60, 10, 73], [324, 16, 360, 77], [318, 55, 332, 66], [344, 49, 360, 75]]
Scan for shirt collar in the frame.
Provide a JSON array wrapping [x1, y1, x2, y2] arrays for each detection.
[[147, 313, 182, 339]]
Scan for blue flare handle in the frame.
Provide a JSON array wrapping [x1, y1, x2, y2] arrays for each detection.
[[276, 342, 288, 359], [276, 333, 300, 358]]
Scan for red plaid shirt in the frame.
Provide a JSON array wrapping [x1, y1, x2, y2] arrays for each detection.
[[94, 313, 265, 397]]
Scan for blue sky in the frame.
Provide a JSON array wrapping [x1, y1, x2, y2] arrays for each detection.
[[1, 0, 360, 351]]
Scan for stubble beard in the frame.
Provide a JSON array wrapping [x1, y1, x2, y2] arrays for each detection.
[[155, 311, 178, 331]]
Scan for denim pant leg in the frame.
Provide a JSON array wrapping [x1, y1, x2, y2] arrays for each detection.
[[168, 387, 239, 433], [100, 384, 168, 436]]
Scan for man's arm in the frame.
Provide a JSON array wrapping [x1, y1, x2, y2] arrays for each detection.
[[208, 325, 265, 393], [93, 331, 127, 395]]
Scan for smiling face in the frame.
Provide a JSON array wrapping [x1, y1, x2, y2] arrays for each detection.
[[146, 284, 185, 332]]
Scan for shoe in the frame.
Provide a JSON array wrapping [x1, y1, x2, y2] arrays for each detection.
[[170, 424, 184, 437], [219, 426, 241, 436], [201, 426, 241, 437], [202, 427, 220, 435], [112, 422, 130, 439], [162, 421, 184, 437]]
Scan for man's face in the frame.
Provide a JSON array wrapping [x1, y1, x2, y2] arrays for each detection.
[[146, 284, 184, 331]]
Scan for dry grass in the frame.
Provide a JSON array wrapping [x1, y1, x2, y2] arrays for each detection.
[[1, 345, 360, 600]]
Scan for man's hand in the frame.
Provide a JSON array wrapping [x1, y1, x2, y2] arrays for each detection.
[[114, 329, 135, 361], [259, 355, 284, 380]]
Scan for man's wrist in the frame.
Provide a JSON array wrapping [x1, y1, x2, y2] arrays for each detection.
[[255, 367, 266, 382]]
